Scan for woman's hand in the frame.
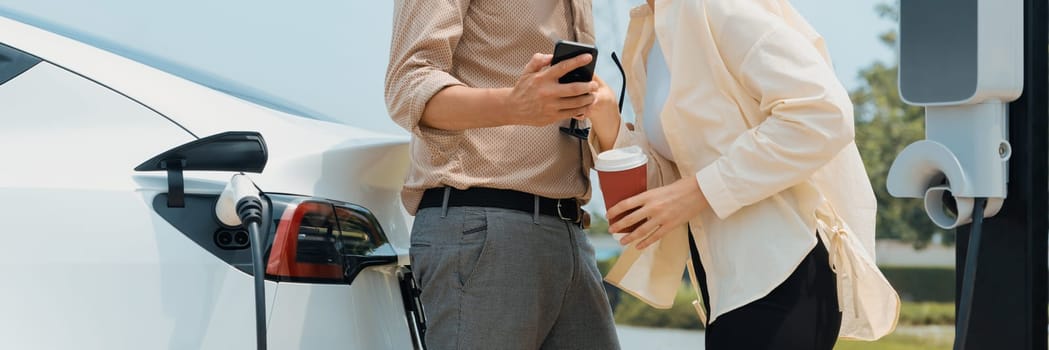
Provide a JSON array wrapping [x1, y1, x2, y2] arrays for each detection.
[[608, 176, 710, 249], [585, 76, 623, 152]]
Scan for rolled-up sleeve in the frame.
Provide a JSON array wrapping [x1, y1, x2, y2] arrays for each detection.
[[696, 19, 855, 219], [384, 0, 471, 136]]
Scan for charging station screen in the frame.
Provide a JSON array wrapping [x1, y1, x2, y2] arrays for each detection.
[[900, 0, 979, 104]]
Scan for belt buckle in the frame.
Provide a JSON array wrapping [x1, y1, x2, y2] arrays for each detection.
[[556, 199, 580, 223]]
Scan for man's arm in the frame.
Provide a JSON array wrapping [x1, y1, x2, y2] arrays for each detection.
[[385, 0, 599, 134], [384, 0, 471, 136], [422, 53, 600, 130]]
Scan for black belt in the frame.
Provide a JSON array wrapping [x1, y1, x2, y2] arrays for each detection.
[[419, 187, 581, 223]]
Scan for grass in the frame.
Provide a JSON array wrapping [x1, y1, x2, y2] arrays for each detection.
[[835, 332, 952, 350]]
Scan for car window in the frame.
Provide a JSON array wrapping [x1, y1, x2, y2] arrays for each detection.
[[0, 43, 40, 86]]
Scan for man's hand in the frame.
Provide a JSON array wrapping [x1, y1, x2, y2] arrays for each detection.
[[504, 53, 600, 127], [418, 53, 599, 131], [608, 177, 710, 250]]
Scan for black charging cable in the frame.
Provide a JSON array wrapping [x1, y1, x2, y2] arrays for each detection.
[[237, 195, 267, 350], [955, 197, 987, 350]]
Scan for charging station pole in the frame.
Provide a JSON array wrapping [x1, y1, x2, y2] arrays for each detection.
[[954, 0, 1047, 347]]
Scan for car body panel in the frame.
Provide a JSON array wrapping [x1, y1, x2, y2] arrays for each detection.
[[0, 62, 279, 349], [268, 268, 413, 349], [0, 14, 413, 249], [0, 14, 416, 349], [0, 62, 195, 191]]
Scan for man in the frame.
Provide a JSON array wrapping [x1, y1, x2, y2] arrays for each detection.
[[384, 1, 620, 349]]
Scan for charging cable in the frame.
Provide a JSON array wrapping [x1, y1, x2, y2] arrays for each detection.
[[955, 197, 987, 350], [217, 174, 268, 350]]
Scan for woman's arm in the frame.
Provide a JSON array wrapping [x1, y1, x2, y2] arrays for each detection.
[[610, 10, 854, 247], [587, 76, 626, 153], [695, 21, 854, 219]]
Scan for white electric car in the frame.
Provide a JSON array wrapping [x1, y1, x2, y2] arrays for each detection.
[[0, 13, 424, 350]]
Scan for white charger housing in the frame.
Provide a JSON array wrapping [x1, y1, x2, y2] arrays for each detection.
[[887, 0, 1023, 229]]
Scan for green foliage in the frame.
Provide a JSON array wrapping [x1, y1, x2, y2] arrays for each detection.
[[600, 257, 957, 328], [850, 2, 950, 248], [899, 302, 955, 326], [596, 252, 617, 275], [586, 212, 610, 236], [835, 333, 952, 350], [880, 266, 955, 302], [609, 281, 955, 329], [602, 255, 956, 328], [612, 285, 704, 330]]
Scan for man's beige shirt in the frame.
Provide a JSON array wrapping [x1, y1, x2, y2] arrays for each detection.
[[385, 0, 595, 214]]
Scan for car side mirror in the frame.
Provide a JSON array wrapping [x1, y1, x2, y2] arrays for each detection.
[[135, 131, 268, 208]]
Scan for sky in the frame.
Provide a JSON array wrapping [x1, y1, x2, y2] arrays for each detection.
[[0, 0, 896, 214], [791, 0, 897, 87], [0, 0, 895, 135]]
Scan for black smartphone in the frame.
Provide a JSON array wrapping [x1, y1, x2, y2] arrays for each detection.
[[551, 40, 598, 84]]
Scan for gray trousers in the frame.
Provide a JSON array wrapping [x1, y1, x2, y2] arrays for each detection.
[[410, 206, 620, 350]]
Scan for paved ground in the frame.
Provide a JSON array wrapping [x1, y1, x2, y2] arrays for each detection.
[[616, 325, 704, 350]]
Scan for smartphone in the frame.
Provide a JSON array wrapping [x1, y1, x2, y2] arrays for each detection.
[[551, 40, 598, 84]]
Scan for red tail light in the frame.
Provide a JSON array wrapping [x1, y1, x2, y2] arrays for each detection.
[[266, 201, 344, 281], [263, 194, 399, 285]]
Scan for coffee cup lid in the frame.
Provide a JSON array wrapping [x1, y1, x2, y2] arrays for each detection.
[[595, 146, 648, 172]]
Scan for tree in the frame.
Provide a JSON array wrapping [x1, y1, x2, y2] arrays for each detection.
[[587, 212, 610, 236], [851, 2, 949, 248]]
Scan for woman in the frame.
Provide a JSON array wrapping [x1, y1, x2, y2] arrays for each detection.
[[586, 0, 898, 348]]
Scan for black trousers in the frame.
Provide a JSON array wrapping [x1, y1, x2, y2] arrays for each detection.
[[689, 234, 842, 350]]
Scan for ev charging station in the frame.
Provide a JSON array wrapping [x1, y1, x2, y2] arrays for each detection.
[[889, 0, 1047, 348], [889, 0, 1022, 231]]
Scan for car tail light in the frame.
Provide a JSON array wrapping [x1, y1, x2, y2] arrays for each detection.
[[266, 200, 344, 281], [264, 195, 399, 284]]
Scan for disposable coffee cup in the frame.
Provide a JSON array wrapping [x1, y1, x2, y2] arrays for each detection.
[[595, 146, 648, 238]]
